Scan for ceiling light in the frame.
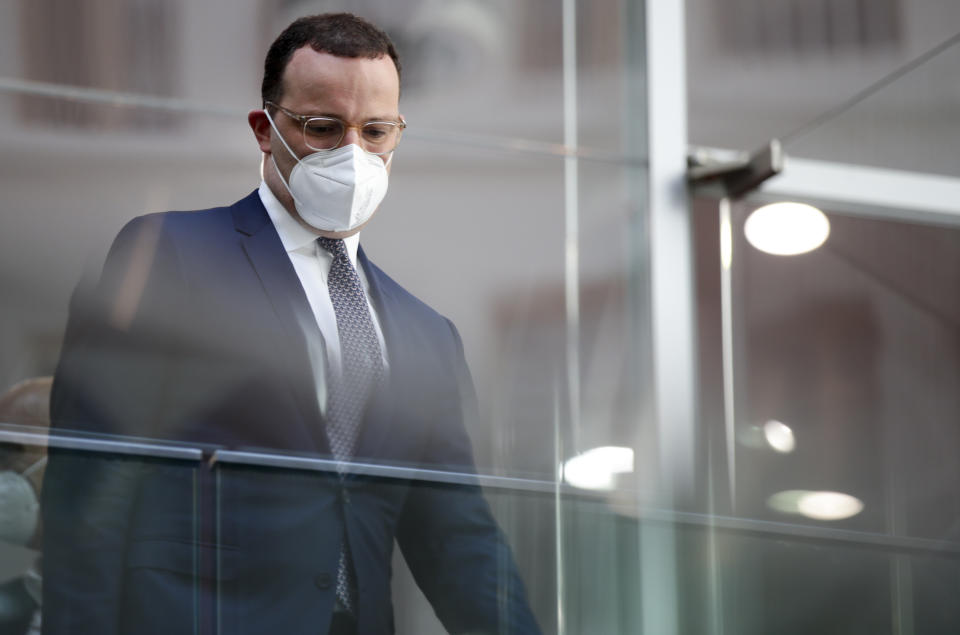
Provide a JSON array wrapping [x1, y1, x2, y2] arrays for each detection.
[[744, 202, 830, 256]]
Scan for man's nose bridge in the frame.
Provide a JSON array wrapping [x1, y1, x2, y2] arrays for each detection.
[[342, 124, 363, 147]]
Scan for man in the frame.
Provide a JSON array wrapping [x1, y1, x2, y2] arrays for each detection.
[[42, 13, 540, 635]]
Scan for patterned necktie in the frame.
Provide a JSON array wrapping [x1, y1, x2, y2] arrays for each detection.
[[317, 236, 384, 614]]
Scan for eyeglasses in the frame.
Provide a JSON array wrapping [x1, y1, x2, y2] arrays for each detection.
[[265, 101, 406, 156]]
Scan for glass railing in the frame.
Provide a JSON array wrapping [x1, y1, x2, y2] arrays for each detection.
[[6, 419, 960, 633]]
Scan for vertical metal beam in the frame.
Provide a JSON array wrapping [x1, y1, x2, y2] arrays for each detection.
[[646, 0, 695, 502], [553, 378, 567, 635], [562, 0, 581, 453], [646, 0, 696, 497], [719, 197, 737, 511], [641, 0, 693, 633], [560, 4, 578, 634]]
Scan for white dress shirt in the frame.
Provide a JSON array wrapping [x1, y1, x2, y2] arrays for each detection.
[[258, 182, 389, 399]]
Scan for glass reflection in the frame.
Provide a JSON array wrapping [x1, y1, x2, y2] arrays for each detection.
[[562, 446, 634, 491], [762, 419, 796, 453]]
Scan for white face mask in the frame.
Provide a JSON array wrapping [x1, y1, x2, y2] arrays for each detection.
[[266, 110, 390, 233]]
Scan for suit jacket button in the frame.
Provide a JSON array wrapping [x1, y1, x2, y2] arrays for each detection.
[[315, 573, 333, 590], [341, 488, 351, 505]]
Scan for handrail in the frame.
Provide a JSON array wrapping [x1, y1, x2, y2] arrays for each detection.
[[4, 422, 959, 557], [0, 425, 203, 461]]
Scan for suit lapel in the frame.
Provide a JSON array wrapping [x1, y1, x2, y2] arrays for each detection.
[[232, 193, 330, 454], [229, 200, 415, 464], [352, 247, 408, 465]]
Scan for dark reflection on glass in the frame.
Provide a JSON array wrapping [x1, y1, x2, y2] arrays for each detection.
[[39, 445, 545, 635], [0, 379, 51, 634], [912, 554, 960, 631], [42, 450, 202, 634], [214, 463, 541, 635], [717, 533, 894, 635]]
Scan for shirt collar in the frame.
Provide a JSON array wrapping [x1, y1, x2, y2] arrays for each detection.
[[258, 181, 361, 266]]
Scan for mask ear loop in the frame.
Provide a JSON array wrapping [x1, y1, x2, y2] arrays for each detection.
[[264, 109, 304, 205], [264, 109, 301, 164]]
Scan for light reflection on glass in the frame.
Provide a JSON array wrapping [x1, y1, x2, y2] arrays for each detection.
[[768, 489, 864, 521], [763, 419, 796, 453], [562, 446, 634, 491], [720, 210, 733, 270], [797, 491, 864, 521]]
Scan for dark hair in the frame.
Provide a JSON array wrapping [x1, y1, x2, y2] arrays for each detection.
[[261, 13, 401, 106]]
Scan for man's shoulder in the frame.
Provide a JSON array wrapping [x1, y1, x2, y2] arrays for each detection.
[[120, 190, 262, 237], [107, 191, 266, 266]]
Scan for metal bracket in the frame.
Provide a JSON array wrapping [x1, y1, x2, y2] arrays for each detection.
[[688, 139, 784, 199]]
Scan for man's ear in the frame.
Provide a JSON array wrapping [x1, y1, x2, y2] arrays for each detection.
[[248, 110, 272, 154]]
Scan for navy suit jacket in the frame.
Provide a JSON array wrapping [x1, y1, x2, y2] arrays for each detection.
[[42, 191, 540, 635]]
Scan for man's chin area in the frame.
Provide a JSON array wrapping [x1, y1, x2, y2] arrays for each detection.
[[287, 208, 374, 239], [313, 213, 376, 239], [316, 226, 364, 239]]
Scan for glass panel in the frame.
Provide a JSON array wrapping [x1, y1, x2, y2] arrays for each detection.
[[568, 156, 652, 488], [911, 554, 960, 631], [687, 0, 960, 179], [784, 38, 960, 178], [1, 1, 657, 633], [724, 203, 960, 541], [714, 532, 895, 635], [692, 13, 960, 633], [363, 141, 566, 482], [213, 461, 555, 634], [695, 195, 960, 633], [211, 456, 655, 635], [37, 443, 205, 634], [575, 0, 647, 156]]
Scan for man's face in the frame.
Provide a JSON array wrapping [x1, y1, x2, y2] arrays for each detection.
[[250, 47, 401, 237]]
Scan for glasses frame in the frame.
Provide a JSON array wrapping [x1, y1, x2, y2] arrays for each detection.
[[265, 101, 406, 156]]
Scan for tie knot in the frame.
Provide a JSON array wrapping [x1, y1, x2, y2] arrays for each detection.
[[318, 237, 348, 261]]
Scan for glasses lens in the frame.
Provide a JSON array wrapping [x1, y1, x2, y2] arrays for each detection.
[[301, 117, 402, 154], [303, 117, 344, 151], [361, 122, 400, 154]]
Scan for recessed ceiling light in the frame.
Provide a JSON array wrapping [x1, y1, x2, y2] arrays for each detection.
[[744, 202, 830, 256]]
